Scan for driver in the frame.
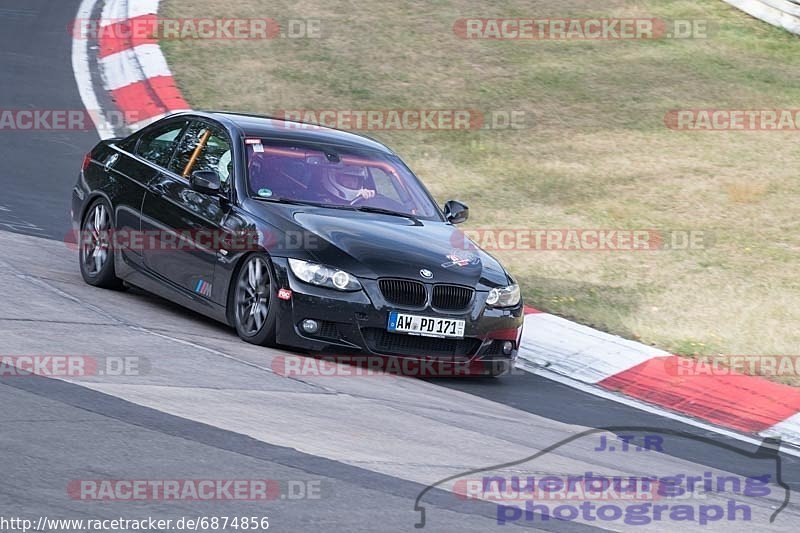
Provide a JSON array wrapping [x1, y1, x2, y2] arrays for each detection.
[[321, 166, 375, 203]]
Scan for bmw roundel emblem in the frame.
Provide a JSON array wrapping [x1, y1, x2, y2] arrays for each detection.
[[420, 269, 433, 279]]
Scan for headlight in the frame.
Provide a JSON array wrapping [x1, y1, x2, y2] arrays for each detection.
[[485, 283, 521, 308], [288, 259, 362, 291]]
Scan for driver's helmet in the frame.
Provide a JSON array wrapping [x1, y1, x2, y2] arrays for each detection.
[[322, 165, 368, 202]]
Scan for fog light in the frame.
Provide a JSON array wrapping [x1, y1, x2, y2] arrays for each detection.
[[302, 319, 319, 334], [502, 341, 514, 355]]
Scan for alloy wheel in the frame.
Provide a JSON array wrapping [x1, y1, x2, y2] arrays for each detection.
[[236, 256, 271, 335], [81, 203, 110, 276]]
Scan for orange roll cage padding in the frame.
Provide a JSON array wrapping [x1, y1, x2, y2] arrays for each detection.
[[182, 129, 212, 178]]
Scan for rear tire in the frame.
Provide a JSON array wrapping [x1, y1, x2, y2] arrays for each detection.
[[78, 199, 124, 290], [232, 253, 278, 346]]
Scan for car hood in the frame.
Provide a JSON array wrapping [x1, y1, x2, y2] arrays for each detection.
[[280, 208, 510, 288]]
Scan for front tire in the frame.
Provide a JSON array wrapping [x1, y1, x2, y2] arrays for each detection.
[[233, 254, 278, 346], [79, 199, 123, 290]]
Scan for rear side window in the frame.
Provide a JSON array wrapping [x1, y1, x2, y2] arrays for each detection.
[[135, 121, 186, 167]]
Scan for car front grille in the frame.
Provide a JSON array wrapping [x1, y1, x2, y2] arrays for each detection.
[[378, 279, 475, 312], [378, 279, 426, 307], [431, 285, 474, 311], [362, 328, 481, 358]]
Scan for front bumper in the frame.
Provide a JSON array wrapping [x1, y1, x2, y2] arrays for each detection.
[[270, 258, 524, 376]]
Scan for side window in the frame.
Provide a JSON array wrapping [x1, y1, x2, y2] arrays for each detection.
[[168, 121, 233, 192], [135, 122, 186, 167]]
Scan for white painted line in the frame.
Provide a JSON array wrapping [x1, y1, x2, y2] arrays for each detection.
[[128, 0, 160, 19], [72, 0, 116, 139], [132, 43, 173, 80], [514, 359, 800, 458], [519, 312, 666, 383], [100, 44, 171, 91], [99, 47, 143, 90], [761, 412, 800, 447], [99, 0, 126, 26]]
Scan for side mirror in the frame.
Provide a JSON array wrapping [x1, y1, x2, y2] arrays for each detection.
[[444, 200, 469, 224], [190, 170, 221, 195]]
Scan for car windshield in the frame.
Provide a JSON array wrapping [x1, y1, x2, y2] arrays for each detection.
[[245, 139, 442, 220]]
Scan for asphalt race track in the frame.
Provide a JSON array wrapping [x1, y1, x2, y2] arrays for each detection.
[[0, 1, 799, 531], [0, 0, 98, 239]]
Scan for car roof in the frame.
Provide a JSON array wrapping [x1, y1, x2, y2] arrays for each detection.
[[167, 111, 396, 155]]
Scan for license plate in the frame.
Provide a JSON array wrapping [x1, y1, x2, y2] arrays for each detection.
[[387, 311, 465, 339]]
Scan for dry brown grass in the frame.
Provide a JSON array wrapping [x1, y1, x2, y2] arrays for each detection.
[[161, 0, 800, 382], [726, 181, 768, 203]]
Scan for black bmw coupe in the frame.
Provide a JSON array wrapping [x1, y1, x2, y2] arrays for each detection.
[[71, 112, 523, 376]]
